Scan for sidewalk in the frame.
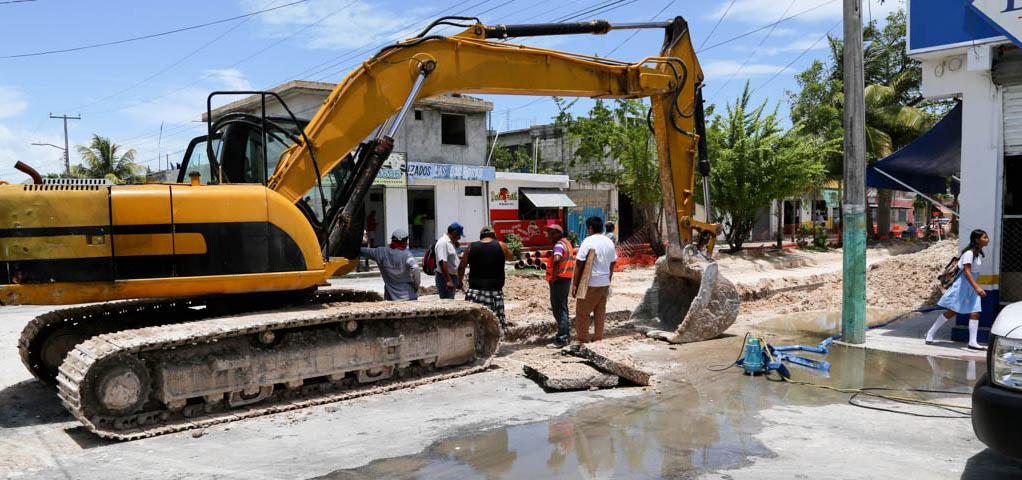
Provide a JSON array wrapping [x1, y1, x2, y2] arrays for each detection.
[[863, 310, 987, 361]]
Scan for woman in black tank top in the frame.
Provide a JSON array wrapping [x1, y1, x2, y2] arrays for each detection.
[[467, 239, 505, 291]]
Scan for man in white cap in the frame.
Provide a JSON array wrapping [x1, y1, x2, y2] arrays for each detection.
[[360, 228, 421, 301]]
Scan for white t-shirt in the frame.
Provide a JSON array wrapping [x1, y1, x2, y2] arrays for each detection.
[[958, 250, 983, 269], [576, 233, 617, 287], [434, 234, 459, 274]]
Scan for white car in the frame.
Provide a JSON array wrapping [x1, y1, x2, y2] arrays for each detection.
[[973, 302, 1022, 459]]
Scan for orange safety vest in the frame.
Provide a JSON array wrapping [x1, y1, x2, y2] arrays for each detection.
[[546, 238, 575, 282]]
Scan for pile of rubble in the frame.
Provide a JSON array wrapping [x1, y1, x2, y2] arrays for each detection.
[[521, 342, 651, 391], [739, 240, 956, 314]]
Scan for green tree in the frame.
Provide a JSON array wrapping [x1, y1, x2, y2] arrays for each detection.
[[554, 98, 664, 243], [74, 134, 143, 184], [788, 8, 939, 239], [707, 83, 829, 252]]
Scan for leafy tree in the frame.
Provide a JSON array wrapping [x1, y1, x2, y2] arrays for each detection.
[[74, 134, 144, 184], [707, 83, 829, 252], [787, 8, 940, 239], [553, 98, 663, 235]]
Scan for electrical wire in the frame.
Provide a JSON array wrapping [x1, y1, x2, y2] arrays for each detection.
[[0, 0, 308, 59], [783, 379, 973, 419], [750, 20, 840, 95], [697, 0, 838, 53], [605, 0, 677, 56], [697, 0, 736, 51], [706, 332, 750, 372], [713, 0, 797, 95], [0, 0, 37, 4]]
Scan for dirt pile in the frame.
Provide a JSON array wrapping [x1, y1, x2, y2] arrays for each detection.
[[739, 240, 956, 314]]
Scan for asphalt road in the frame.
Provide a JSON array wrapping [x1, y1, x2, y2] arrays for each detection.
[[0, 280, 1019, 479]]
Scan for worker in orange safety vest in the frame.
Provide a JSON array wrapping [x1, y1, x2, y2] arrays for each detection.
[[546, 224, 574, 347]]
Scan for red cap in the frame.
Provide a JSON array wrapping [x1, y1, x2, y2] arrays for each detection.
[[546, 224, 563, 233]]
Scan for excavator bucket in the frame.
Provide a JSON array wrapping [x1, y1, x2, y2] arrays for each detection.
[[631, 253, 739, 343]]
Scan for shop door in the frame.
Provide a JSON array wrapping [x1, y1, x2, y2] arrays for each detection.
[[1003, 155, 1022, 303], [408, 187, 435, 248]]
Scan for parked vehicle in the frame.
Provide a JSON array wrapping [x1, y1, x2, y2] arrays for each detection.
[[972, 302, 1022, 459]]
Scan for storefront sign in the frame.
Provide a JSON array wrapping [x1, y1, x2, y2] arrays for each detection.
[[907, 0, 1004, 53], [489, 185, 518, 209], [493, 220, 552, 246], [970, 0, 1022, 47], [406, 162, 495, 181], [373, 152, 406, 186]]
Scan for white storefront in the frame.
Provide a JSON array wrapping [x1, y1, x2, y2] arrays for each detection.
[[908, 0, 1022, 336]]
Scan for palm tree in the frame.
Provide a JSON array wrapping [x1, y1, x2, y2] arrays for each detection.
[[74, 134, 143, 184], [863, 76, 930, 238]]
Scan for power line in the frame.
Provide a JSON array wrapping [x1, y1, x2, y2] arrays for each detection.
[[70, 17, 255, 113], [698, 0, 736, 51], [605, 0, 677, 56], [0, 0, 37, 4], [750, 20, 840, 95], [713, 0, 797, 95], [110, 0, 487, 148], [0, 0, 308, 59], [697, 0, 838, 53], [84, 0, 358, 116]]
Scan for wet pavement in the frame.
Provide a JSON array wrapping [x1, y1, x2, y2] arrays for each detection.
[[318, 331, 1010, 480]]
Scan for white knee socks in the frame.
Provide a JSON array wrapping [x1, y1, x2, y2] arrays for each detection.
[[969, 319, 981, 348], [925, 313, 949, 342]]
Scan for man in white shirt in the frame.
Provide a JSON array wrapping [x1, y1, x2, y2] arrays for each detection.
[[434, 222, 464, 299], [571, 216, 617, 343]]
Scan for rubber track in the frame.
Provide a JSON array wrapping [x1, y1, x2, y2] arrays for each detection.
[[55, 298, 500, 440], [18, 290, 376, 383]]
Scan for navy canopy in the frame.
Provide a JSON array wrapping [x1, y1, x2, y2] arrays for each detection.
[[866, 102, 961, 194]]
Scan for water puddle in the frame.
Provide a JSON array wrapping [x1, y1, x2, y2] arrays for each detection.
[[753, 308, 907, 336], [316, 332, 981, 480]]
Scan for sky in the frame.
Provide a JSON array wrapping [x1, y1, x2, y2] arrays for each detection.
[[0, 0, 902, 182]]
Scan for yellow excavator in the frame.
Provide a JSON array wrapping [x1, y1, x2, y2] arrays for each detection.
[[0, 16, 737, 439]]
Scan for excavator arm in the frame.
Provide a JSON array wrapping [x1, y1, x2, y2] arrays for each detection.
[[266, 17, 717, 258]]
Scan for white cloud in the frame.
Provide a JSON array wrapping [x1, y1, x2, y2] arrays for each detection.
[[0, 123, 67, 182], [240, 0, 418, 51], [702, 60, 790, 78], [706, 0, 901, 25], [204, 68, 253, 90], [0, 86, 28, 119]]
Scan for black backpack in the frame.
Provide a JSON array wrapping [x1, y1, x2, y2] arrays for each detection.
[[422, 240, 438, 276], [938, 256, 960, 290]]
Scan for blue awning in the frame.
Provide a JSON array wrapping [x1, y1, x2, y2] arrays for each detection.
[[866, 102, 961, 194]]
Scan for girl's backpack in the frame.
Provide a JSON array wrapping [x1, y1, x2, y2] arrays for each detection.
[[937, 256, 960, 290], [422, 241, 438, 276]]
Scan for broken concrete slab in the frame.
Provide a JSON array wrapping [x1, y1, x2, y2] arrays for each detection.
[[568, 343, 651, 386], [522, 356, 619, 391]]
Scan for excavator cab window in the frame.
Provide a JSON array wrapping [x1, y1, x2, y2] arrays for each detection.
[[178, 135, 222, 184]]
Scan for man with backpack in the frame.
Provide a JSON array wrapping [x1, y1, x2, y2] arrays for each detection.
[[431, 222, 464, 299]]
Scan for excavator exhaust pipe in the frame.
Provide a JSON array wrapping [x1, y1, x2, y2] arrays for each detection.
[[631, 252, 739, 344]]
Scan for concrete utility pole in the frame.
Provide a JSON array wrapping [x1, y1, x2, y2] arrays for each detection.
[[49, 113, 81, 175], [841, 0, 867, 344]]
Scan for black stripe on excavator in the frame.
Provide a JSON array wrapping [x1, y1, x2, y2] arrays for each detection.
[[1, 222, 306, 284]]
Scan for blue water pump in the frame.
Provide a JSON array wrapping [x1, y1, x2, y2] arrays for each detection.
[[740, 337, 767, 375]]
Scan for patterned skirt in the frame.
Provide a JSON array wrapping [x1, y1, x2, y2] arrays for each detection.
[[465, 288, 507, 330]]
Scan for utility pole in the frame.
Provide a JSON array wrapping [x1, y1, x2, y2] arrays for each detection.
[[841, 0, 867, 345], [49, 113, 81, 175]]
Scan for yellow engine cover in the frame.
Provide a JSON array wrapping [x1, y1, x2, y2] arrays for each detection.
[[0, 182, 339, 305]]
